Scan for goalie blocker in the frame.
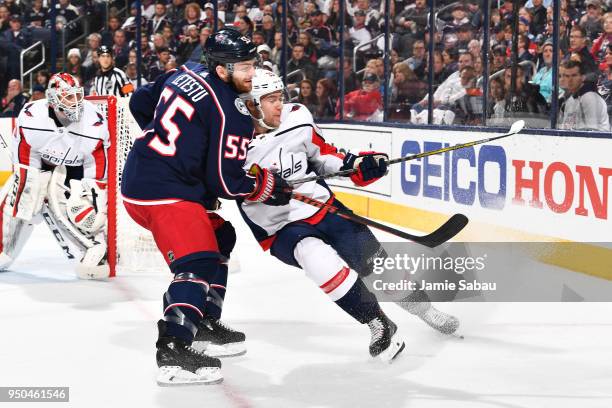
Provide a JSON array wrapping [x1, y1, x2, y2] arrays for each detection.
[[0, 165, 109, 279]]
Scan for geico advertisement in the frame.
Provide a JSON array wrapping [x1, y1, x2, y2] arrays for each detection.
[[323, 124, 611, 242]]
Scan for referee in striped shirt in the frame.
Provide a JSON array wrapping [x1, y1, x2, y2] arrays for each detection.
[[92, 46, 134, 97]]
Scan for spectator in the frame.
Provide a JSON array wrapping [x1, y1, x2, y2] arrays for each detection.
[[454, 66, 483, 125], [189, 26, 211, 63], [176, 3, 204, 38], [252, 30, 266, 46], [349, 10, 372, 51], [338, 72, 382, 121], [528, 0, 547, 36], [298, 31, 318, 64], [389, 63, 426, 120], [488, 76, 506, 119], [592, 12, 612, 72], [491, 45, 507, 73], [122, 3, 148, 42], [2, 0, 20, 16], [314, 78, 337, 119], [112, 29, 130, 69], [66, 48, 83, 79], [285, 15, 299, 46], [3, 15, 31, 50], [0, 5, 9, 34], [306, 9, 333, 50], [82, 33, 102, 70], [148, 0, 171, 36], [426, 50, 449, 90], [456, 23, 474, 50], [418, 51, 474, 108], [257, 44, 278, 74], [501, 65, 548, 125], [298, 79, 318, 112], [347, 0, 380, 36], [248, 0, 267, 27], [579, 0, 605, 41], [560, 59, 610, 131], [235, 15, 254, 37], [0, 79, 27, 117], [148, 47, 172, 81], [30, 84, 45, 101], [35, 70, 50, 89], [202, 3, 215, 27], [233, 4, 247, 23], [402, 40, 426, 80], [141, 0, 156, 20], [101, 16, 121, 47], [162, 25, 178, 55], [261, 15, 276, 48], [166, 0, 186, 26], [287, 43, 318, 83], [55, 0, 80, 38], [532, 40, 554, 103], [177, 24, 199, 64], [597, 44, 612, 122], [25, 0, 48, 27], [125, 62, 149, 90], [567, 25, 599, 82]]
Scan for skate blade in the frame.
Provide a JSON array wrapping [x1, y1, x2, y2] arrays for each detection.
[[157, 366, 223, 386], [192, 341, 247, 358], [378, 332, 405, 364]]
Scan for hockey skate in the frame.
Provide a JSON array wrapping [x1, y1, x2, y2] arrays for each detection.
[[402, 301, 460, 335], [367, 312, 405, 363], [191, 316, 247, 357], [155, 320, 223, 386]]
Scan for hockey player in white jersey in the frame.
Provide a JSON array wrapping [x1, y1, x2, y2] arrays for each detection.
[[239, 69, 460, 361], [0, 73, 110, 279]]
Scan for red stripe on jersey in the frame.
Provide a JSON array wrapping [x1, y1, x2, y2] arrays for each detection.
[[303, 194, 334, 226], [75, 207, 94, 223], [320, 267, 350, 294], [18, 128, 31, 165], [92, 140, 106, 180], [311, 131, 344, 159], [259, 235, 277, 251], [12, 167, 27, 217]]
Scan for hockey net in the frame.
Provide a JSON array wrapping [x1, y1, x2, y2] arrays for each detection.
[[86, 96, 166, 277]]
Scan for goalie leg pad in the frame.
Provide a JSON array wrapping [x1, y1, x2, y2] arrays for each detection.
[[7, 165, 51, 221], [0, 180, 36, 270]]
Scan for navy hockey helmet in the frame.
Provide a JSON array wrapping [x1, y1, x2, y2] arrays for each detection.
[[203, 28, 258, 75]]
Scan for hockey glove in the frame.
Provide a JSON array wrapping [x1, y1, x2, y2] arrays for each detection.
[[341, 151, 389, 187], [247, 164, 293, 206]]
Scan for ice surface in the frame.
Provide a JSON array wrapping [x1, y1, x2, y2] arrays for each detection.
[[1, 204, 612, 408]]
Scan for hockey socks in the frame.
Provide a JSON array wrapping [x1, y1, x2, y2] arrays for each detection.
[[205, 263, 227, 321], [334, 277, 382, 324]]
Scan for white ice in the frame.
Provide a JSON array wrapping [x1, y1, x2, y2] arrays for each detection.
[[1, 203, 612, 408]]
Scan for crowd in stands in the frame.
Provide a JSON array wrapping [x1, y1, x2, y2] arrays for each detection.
[[0, 0, 610, 131]]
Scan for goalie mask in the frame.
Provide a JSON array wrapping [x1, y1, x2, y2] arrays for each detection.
[[241, 68, 285, 130], [46, 73, 84, 122]]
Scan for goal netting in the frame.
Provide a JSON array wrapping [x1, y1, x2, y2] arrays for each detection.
[[86, 96, 166, 276]]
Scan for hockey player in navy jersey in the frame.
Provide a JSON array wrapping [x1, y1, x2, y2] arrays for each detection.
[[239, 69, 460, 362], [121, 29, 292, 386]]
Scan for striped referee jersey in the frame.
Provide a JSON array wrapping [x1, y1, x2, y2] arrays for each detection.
[[92, 67, 134, 97]]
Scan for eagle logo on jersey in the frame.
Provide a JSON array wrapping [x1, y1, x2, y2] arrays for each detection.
[[234, 98, 250, 116]]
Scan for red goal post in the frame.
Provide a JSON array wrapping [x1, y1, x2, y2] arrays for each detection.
[[85, 95, 165, 277]]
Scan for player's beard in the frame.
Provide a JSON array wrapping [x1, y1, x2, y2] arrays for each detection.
[[231, 76, 252, 94]]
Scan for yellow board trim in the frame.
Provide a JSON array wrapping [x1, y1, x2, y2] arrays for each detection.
[[333, 190, 612, 281], [0, 171, 11, 186]]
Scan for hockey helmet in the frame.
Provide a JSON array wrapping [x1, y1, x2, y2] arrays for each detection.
[[46, 73, 84, 122], [242, 68, 285, 130], [97, 45, 113, 57], [203, 28, 258, 75]]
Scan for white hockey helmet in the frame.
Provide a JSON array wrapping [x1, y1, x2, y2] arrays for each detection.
[[46, 73, 84, 122], [242, 68, 285, 130]]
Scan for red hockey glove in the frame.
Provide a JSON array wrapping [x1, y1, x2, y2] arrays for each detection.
[[247, 164, 293, 206], [341, 151, 389, 187]]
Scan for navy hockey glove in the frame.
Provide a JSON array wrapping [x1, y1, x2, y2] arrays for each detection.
[[341, 151, 388, 187], [247, 164, 293, 206]]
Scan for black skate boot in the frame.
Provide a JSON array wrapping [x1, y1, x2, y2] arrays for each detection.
[[398, 291, 460, 335], [155, 320, 223, 386], [191, 316, 247, 357], [367, 312, 405, 363]]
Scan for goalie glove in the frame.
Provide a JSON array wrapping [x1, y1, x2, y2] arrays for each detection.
[[66, 178, 108, 234], [341, 151, 388, 187]]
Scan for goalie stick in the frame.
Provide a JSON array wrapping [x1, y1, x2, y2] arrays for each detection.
[[291, 192, 468, 247], [288, 120, 526, 186]]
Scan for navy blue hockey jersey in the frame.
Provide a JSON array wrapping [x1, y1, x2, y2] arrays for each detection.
[[121, 62, 256, 205]]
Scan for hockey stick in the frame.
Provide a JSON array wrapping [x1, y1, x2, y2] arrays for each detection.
[[291, 192, 468, 247], [288, 120, 525, 186]]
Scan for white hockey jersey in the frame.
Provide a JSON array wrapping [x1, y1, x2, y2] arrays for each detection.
[[240, 103, 346, 248], [12, 99, 110, 181]]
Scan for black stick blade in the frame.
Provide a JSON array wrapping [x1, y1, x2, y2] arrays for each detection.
[[414, 214, 469, 248]]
